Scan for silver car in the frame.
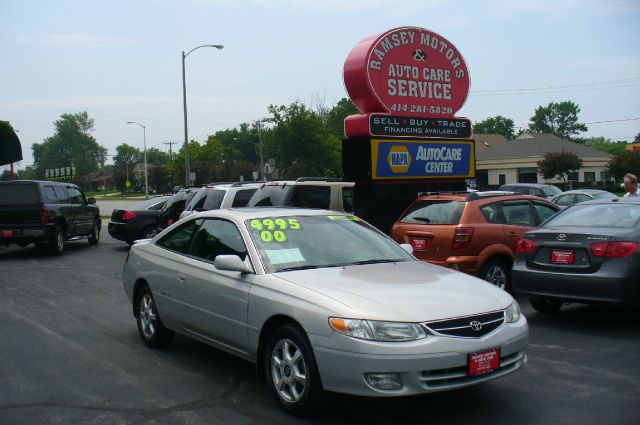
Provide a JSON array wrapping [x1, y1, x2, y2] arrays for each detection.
[[122, 208, 528, 415]]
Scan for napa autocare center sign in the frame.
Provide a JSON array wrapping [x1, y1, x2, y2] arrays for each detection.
[[372, 139, 474, 179], [343, 26, 475, 180]]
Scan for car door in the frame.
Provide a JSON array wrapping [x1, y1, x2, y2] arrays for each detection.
[[500, 200, 537, 253], [67, 187, 93, 235], [177, 218, 254, 355], [150, 219, 201, 329]]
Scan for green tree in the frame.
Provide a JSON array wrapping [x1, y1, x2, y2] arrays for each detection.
[[527, 101, 588, 140], [266, 101, 341, 178], [537, 150, 583, 185], [145, 147, 170, 165], [112, 143, 141, 191], [32, 111, 104, 186], [607, 150, 640, 181], [634, 133, 640, 144], [324, 98, 359, 139], [473, 115, 516, 140], [582, 137, 629, 155]]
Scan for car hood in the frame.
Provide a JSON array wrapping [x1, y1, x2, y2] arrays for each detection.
[[274, 260, 513, 322]]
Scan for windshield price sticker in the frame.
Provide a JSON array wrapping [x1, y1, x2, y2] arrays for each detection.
[[251, 217, 301, 243], [327, 215, 361, 221]]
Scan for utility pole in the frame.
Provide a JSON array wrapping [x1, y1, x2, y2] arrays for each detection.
[[164, 141, 177, 187]]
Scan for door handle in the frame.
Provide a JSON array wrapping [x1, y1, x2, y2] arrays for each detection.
[[176, 274, 186, 283]]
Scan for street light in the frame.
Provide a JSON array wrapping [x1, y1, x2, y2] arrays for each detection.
[[182, 44, 224, 186], [126, 121, 148, 199]]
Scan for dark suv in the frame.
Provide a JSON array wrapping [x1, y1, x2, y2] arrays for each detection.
[[0, 180, 100, 255], [247, 178, 355, 212]]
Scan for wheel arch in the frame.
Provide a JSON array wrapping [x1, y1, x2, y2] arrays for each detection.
[[256, 314, 305, 377], [131, 278, 150, 318], [477, 245, 515, 272]]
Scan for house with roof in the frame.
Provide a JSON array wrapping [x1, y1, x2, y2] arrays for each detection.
[[474, 133, 612, 189]]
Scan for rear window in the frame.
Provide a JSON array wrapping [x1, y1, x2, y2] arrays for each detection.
[[132, 197, 167, 211], [399, 200, 464, 224], [544, 203, 640, 228], [0, 183, 39, 205]]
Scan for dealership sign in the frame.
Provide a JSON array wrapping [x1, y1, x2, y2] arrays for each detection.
[[372, 139, 475, 180], [343, 27, 471, 139]]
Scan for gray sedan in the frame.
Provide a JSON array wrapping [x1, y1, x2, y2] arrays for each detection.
[[550, 189, 617, 209], [122, 208, 528, 415]]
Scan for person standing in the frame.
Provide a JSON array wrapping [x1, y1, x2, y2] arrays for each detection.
[[623, 173, 639, 197]]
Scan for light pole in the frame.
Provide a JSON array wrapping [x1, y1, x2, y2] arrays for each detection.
[[126, 121, 148, 199], [182, 44, 224, 186], [256, 119, 267, 181]]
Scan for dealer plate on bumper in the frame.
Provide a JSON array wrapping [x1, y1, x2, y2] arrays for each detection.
[[468, 348, 500, 376]]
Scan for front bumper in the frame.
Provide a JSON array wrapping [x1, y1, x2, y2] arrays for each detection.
[[310, 318, 528, 397]]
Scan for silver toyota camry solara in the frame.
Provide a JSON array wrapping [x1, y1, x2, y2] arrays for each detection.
[[122, 207, 528, 415]]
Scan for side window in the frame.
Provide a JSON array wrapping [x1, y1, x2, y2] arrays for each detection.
[[480, 203, 501, 224], [513, 187, 527, 195], [157, 220, 200, 254], [67, 188, 85, 204], [189, 219, 247, 263], [502, 202, 535, 226], [231, 188, 257, 207], [44, 186, 58, 203], [554, 194, 575, 207], [575, 194, 591, 204], [290, 186, 331, 209], [53, 187, 69, 202], [529, 188, 543, 197], [532, 202, 558, 224], [342, 187, 354, 213]]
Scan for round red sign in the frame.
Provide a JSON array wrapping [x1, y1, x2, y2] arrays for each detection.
[[344, 27, 470, 118]]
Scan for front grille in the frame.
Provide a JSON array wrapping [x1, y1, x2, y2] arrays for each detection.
[[419, 350, 525, 389], [423, 311, 504, 338]]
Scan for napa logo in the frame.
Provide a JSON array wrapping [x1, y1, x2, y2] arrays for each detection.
[[387, 145, 411, 173]]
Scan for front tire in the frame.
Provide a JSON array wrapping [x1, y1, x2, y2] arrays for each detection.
[[264, 324, 327, 416], [49, 225, 64, 256], [136, 286, 175, 348], [530, 297, 563, 314], [88, 220, 100, 245], [480, 259, 510, 291]]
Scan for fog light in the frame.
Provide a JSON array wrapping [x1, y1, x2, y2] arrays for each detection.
[[365, 373, 403, 390], [449, 263, 460, 270]]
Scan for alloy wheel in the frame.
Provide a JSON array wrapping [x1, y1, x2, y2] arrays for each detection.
[[484, 265, 507, 290], [271, 338, 307, 403], [139, 294, 157, 339]]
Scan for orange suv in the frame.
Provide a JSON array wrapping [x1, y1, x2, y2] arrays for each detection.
[[391, 191, 559, 291]]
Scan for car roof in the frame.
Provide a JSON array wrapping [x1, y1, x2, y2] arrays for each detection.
[[500, 183, 556, 188], [576, 196, 640, 205], [190, 207, 347, 221], [553, 189, 613, 195], [413, 191, 544, 202]]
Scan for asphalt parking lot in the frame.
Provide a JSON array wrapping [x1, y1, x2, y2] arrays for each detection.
[[1, 226, 639, 425]]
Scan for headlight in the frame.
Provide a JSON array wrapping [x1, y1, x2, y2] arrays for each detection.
[[504, 301, 521, 323], [329, 318, 427, 342]]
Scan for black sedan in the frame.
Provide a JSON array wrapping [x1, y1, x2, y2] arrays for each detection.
[[108, 196, 168, 245], [512, 197, 640, 313]]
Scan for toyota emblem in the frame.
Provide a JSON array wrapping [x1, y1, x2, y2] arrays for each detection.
[[557, 234, 568, 241], [470, 320, 483, 331]]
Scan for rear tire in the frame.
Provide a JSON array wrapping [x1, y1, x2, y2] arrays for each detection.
[[264, 324, 328, 416], [480, 259, 510, 291], [49, 225, 64, 256], [88, 220, 100, 245], [530, 297, 563, 314], [136, 286, 175, 348]]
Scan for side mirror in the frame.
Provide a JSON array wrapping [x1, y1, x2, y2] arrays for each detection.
[[214, 255, 253, 273], [87, 197, 96, 204], [400, 243, 414, 255]]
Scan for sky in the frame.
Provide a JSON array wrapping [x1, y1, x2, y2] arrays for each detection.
[[1, 0, 639, 168]]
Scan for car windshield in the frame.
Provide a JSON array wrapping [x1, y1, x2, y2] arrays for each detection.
[[399, 200, 464, 224], [543, 203, 640, 228], [245, 215, 413, 273], [542, 186, 562, 197]]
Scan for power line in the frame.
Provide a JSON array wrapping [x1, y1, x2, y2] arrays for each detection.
[[584, 117, 640, 124], [470, 77, 640, 96]]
